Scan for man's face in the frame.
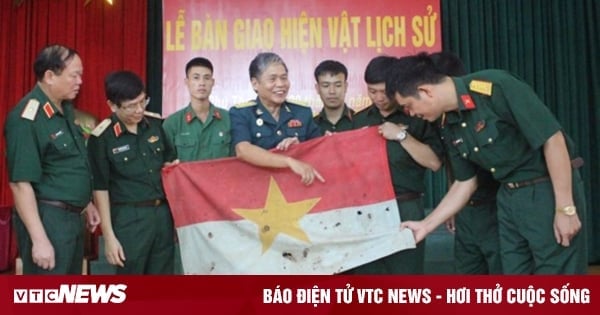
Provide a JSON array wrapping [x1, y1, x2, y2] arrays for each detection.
[[315, 72, 347, 110], [394, 90, 440, 122], [50, 54, 83, 101], [251, 63, 290, 108], [367, 82, 395, 112], [185, 66, 214, 101], [112, 92, 147, 126]]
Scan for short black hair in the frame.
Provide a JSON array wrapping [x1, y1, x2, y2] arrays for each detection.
[[430, 51, 466, 76], [33, 44, 79, 81], [314, 60, 348, 82], [385, 52, 446, 99], [185, 57, 214, 77], [104, 71, 145, 106], [364, 55, 396, 84]]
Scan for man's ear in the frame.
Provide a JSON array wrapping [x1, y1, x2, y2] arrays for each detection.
[[417, 84, 435, 98]]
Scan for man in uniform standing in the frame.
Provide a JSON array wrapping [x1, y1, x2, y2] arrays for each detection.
[[388, 52, 587, 274], [88, 71, 178, 274], [5, 44, 100, 274], [312, 60, 355, 133], [348, 56, 443, 274], [163, 57, 232, 162]]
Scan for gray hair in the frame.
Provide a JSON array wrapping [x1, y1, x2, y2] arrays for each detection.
[[249, 52, 288, 79]]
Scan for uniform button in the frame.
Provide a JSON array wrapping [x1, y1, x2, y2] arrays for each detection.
[[294, 132, 298, 137], [461, 122, 467, 128], [276, 130, 282, 136], [256, 132, 261, 138], [63, 143, 67, 147], [462, 153, 467, 158], [142, 153, 146, 156], [124, 157, 128, 161], [149, 169, 153, 173], [490, 168, 496, 173], [473, 147, 479, 152], [156, 148, 161, 151], [488, 138, 493, 143]]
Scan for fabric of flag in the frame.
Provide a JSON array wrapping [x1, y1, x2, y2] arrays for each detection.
[[162, 127, 415, 274]]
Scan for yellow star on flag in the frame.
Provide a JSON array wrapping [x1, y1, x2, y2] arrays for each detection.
[[233, 177, 321, 253]]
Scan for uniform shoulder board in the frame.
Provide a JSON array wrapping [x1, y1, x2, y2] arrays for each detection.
[[469, 80, 493, 96], [21, 99, 40, 121], [234, 100, 257, 108], [287, 99, 309, 107], [91, 118, 111, 137], [144, 110, 163, 119]]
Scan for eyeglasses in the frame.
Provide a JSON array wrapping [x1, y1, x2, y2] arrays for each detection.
[[120, 97, 150, 113]]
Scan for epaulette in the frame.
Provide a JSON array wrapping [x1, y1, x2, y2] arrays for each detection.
[[20, 99, 40, 121], [287, 99, 309, 107], [469, 80, 493, 96], [144, 110, 163, 120], [91, 118, 111, 137], [234, 100, 257, 108]]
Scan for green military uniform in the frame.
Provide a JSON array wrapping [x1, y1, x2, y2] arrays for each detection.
[[453, 170, 502, 274], [162, 103, 232, 162], [346, 105, 444, 274], [88, 113, 176, 274], [5, 85, 92, 274], [440, 70, 587, 274], [313, 105, 355, 133]]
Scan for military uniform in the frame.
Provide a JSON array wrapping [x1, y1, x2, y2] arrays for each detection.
[[453, 170, 502, 274], [230, 98, 322, 149], [162, 103, 232, 162], [313, 105, 355, 133], [440, 70, 587, 274], [5, 85, 92, 274], [346, 105, 444, 274], [88, 113, 176, 274]]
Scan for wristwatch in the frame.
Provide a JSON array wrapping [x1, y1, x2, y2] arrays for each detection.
[[557, 205, 577, 216], [396, 130, 407, 142]]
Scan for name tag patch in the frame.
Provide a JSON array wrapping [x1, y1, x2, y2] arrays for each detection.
[[112, 145, 130, 154]]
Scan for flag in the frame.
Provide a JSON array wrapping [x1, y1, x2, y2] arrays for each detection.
[[162, 127, 415, 274]]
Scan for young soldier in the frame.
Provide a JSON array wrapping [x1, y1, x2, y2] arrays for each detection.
[[431, 51, 502, 274], [5, 44, 100, 274], [388, 52, 586, 274], [313, 60, 355, 133], [347, 55, 443, 274], [88, 71, 178, 274], [163, 57, 232, 161]]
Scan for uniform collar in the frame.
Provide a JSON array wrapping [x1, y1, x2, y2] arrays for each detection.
[[110, 113, 149, 138], [316, 104, 353, 122], [183, 103, 221, 124], [442, 78, 477, 127], [255, 97, 293, 124], [32, 84, 71, 119]]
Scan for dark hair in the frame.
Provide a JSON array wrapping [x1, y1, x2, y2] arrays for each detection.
[[249, 52, 288, 79], [314, 60, 348, 82], [364, 55, 396, 84], [385, 52, 446, 99], [185, 57, 213, 77], [33, 44, 79, 81], [430, 51, 466, 76], [104, 71, 145, 106]]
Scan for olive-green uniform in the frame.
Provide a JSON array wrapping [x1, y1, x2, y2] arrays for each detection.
[[440, 70, 587, 274], [88, 113, 176, 274], [162, 103, 232, 162], [5, 85, 92, 274], [313, 105, 355, 133], [453, 170, 502, 274], [346, 105, 444, 274]]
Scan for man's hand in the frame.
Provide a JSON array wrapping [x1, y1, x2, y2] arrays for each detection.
[[275, 137, 300, 151], [554, 212, 581, 247], [32, 237, 55, 270], [85, 202, 101, 233], [287, 158, 325, 185]]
